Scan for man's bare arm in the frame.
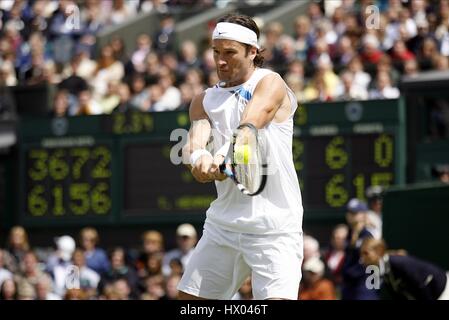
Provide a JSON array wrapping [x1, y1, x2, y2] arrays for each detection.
[[240, 73, 287, 129], [182, 92, 211, 171]]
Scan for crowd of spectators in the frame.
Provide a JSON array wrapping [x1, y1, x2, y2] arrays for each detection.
[[0, 223, 198, 300], [2, 0, 449, 118]]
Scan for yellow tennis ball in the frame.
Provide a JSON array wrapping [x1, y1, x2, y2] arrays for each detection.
[[234, 144, 251, 165]]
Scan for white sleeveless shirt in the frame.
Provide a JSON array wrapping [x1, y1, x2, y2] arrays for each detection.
[[203, 68, 303, 234]]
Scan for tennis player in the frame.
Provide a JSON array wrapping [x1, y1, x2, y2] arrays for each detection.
[[179, 13, 303, 300]]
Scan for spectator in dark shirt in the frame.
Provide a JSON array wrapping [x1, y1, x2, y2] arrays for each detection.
[[153, 14, 176, 54], [361, 238, 449, 300], [341, 198, 378, 300]]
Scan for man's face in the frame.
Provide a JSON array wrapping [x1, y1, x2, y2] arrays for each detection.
[[360, 244, 381, 267], [212, 39, 256, 85]]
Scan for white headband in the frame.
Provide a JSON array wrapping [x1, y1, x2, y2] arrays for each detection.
[[212, 22, 260, 49]]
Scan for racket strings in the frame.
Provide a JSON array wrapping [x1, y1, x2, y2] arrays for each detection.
[[233, 133, 262, 194]]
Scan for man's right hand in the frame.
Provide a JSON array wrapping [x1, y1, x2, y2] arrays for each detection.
[[191, 154, 214, 183]]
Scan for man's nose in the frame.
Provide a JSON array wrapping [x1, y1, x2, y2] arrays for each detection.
[[217, 57, 227, 66]]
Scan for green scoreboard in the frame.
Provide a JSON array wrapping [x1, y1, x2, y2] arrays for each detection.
[[15, 98, 405, 227]]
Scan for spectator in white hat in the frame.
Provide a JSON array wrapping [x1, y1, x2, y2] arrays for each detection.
[[46, 235, 76, 297], [299, 257, 336, 300], [162, 224, 197, 276]]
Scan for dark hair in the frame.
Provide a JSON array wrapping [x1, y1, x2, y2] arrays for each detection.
[[218, 13, 265, 67]]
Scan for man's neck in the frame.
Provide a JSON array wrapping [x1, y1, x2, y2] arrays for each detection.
[[223, 66, 256, 87]]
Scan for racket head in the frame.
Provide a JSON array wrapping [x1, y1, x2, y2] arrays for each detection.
[[229, 124, 267, 196]]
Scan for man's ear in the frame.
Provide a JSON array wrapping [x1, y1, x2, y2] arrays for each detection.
[[249, 46, 258, 61]]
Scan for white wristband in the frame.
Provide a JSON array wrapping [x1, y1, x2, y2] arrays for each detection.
[[190, 149, 212, 166]]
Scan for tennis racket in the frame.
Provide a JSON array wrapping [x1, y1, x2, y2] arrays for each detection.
[[219, 123, 267, 196]]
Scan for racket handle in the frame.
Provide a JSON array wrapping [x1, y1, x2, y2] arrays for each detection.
[[219, 163, 226, 173]]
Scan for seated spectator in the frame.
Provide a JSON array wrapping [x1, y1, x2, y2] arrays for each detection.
[[360, 34, 384, 67], [79, 227, 110, 276], [433, 54, 449, 70], [72, 248, 100, 298], [161, 273, 181, 300], [0, 278, 18, 300], [110, 36, 129, 66], [131, 34, 152, 74], [178, 40, 202, 77], [16, 251, 54, 300], [23, 51, 47, 85], [101, 247, 139, 296], [303, 234, 321, 264], [347, 56, 371, 91], [403, 58, 420, 77], [64, 288, 89, 300], [151, 71, 181, 112], [6, 226, 30, 272], [390, 39, 416, 65], [75, 89, 102, 115], [417, 37, 439, 71], [46, 235, 76, 297], [168, 258, 183, 276], [335, 70, 368, 101], [341, 198, 378, 300], [107, 0, 136, 26], [59, 55, 89, 97], [284, 73, 305, 102], [153, 14, 176, 54], [90, 44, 124, 99], [261, 22, 285, 70], [299, 257, 336, 300], [303, 69, 333, 102], [162, 224, 197, 276], [0, 59, 17, 87], [323, 224, 348, 291], [374, 55, 401, 88], [98, 80, 121, 114], [49, 89, 70, 118], [111, 83, 137, 113], [369, 71, 400, 99], [361, 238, 449, 300], [111, 277, 133, 300], [335, 36, 356, 70], [135, 230, 165, 273], [292, 15, 313, 62], [138, 252, 164, 279], [177, 83, 195, 110], [35, 276, 61, 300], [129, 74, 150, 111], [140, 274, 165, 300]]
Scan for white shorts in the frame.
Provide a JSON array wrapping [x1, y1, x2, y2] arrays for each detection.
[[177, 222, 303, 300]]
